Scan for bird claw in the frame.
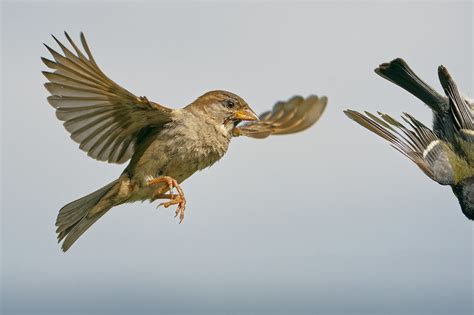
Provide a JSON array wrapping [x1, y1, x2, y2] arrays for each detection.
[[157, 194, 186, 215], [173, 196, 186, 224], [147, 176, 187, 223]]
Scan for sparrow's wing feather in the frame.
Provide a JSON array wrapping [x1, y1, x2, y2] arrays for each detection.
[[234, 95, 327, 139], [42, 32, 173, 164], [344, 110, 460, 185]]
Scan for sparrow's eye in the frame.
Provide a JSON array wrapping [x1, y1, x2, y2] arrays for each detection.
[[224, 100, 235, 109]]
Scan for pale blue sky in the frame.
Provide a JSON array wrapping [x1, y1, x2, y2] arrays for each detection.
[[1, 1, 473, 314]]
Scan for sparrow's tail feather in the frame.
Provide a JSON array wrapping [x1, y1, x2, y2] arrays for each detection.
[[375, 58, 447, 113], [56, 179, 120, 252]]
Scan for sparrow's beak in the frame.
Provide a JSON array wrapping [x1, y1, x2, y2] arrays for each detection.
[[234, 108, 259, 121]]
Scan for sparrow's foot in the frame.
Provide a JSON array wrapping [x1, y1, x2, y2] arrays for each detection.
[[158, 194, 187, 223], [147, 176, 187, 223]]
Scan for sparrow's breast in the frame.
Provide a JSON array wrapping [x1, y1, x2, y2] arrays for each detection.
[[124, 111, 232, 197], [160, 112, 232, 179]]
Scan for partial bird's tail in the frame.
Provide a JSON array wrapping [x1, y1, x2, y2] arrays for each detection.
[[56, 179, 120, 252], [375, 58, 448, 113]]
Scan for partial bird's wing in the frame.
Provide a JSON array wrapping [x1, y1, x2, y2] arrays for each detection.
[[42, 32, 173, 164], [344, 110, 464, 185], [233, 95, 327, 139], [437, 65, 474, 147]]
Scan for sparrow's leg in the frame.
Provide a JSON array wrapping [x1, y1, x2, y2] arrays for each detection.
[[147, 176, 187, 223]]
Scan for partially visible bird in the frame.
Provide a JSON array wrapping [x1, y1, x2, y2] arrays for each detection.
[[42, 32, 327, 251], [344, 58, 473, 220]]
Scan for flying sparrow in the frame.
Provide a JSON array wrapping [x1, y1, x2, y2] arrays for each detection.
[[345, 58, 473, 220], [42, 33, 328, 251]]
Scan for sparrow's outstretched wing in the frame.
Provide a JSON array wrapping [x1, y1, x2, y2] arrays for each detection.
[[42, 32, 173, 164], [233, 95, 327, 139], [343, 110, 471, 186]]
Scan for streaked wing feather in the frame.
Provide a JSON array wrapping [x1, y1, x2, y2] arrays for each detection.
[[344, 110, 444, 180], [43, 32, 173, 164], [438, 66, 474, 145]]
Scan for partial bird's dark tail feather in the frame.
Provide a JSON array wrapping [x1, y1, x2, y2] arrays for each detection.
[[56, 179, 120, 252], [375, 58, 447, 113]]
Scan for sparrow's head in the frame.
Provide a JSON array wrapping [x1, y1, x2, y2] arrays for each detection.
[[191, 90, 258, 130]]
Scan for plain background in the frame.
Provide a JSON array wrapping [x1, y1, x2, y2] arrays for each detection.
[[1, 1, 473, 314]]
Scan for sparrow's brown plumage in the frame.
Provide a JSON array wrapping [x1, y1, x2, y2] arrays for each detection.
[[43, 32, 327, 251]]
